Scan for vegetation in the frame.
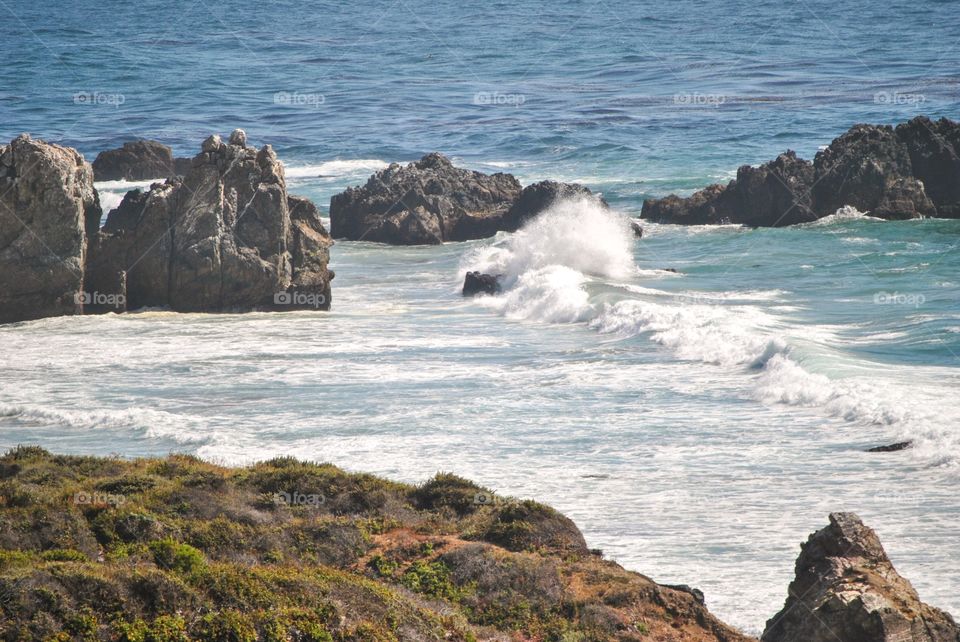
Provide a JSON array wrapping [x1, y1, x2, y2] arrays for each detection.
[[0, 446, 746, 641]]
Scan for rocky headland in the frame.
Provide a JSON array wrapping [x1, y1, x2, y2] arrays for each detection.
[[641, 116, 960, 226], [0, 447, 955, 642]]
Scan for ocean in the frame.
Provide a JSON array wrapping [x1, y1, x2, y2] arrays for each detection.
[[1, 0, 958, 634]]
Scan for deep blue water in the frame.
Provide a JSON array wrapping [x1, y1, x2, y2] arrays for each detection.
[[2, 0, 959, 635]]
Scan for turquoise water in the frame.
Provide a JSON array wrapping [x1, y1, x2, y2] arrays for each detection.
[[2, 0, 959, 635]]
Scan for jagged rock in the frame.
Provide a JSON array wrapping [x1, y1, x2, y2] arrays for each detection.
[[462, 271, 500, 296], [501, 180, 607, 231], [631, 220, 644, 238], [92, 140, 191, 182], [895, 116, 960, 218], [0, 134, 100, 324], [87, 133, 332, 313], [642, 152, 817, 226], [813, 124, 936, 220], [329, 153, 522, 244], [763, 512, 959, 642], [642, 117, 960, 226]]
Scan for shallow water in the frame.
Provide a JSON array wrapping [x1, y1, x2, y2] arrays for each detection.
[[2, 0, 959, 634]]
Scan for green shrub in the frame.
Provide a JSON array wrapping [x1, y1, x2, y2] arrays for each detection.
[[41, 549, 88, 562], [196, 610, 257, 642], [401, 560, 458, 600], [148, 538, 206, 575]]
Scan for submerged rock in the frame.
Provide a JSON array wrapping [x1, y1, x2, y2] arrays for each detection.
[[642, 116, 960, 226], [763, 512, 959, 642], [92, 139, 191, 181], [87, 131, 332, 312], [0, 134, 100, 324], [329, 153, 521, 244], [866, 440, 913, 453], [462, 271, 501, 296]]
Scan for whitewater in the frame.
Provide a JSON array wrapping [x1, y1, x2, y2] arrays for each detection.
[[2, 182, 959, 634]]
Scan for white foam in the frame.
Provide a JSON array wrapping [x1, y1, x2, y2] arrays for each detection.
[[803, 205, 883, 226], [94, 179, 158, 214], [284, 159, 389, 179]]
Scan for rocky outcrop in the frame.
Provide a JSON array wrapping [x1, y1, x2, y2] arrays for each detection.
[[643, 152, 817, 226], [462, 271, 500, 296], [87, 129, 332, 312], [92, 140, 191, 182], [330, 153, 521, 244], [0, 134, 101, 324], [763, 512, 959, 642], [643, 116, 960, 225], [813, 124, 936, 220], [329, 155, 609, 245]]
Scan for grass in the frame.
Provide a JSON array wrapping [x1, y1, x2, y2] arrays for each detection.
[[0, 446, 747, 642]]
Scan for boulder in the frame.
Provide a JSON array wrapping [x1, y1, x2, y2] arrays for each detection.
[[895, 116, 960, 218], [92, 140, 191, 182], [813, 124, 936, 220], [329, 153, 522, 244], [763, 512, 959, 642], [0, 134, 100, 324], [642, 151, 817, 226], [501, 180, 607, 231], [87, 130, 332, 312], [462, 271, 500, 296]]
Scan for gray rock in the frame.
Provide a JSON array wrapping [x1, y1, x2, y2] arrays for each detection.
[[501, 180, 607, 232], [0, 134, 100, 324], [87, 132, 332, 313], [92, 140, 189, 182], [228, 129, 247, 147], [763, 512, 960, 642], [329, 153, 522, 244]]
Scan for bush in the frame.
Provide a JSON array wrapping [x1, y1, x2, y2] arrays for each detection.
[[41, 549, 88, 562], [401, 560, 458, 600], [148, 538, 206, 575], [196, 610, 257, 642]]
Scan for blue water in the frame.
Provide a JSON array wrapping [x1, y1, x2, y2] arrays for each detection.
[[2, 0, 959, 635]]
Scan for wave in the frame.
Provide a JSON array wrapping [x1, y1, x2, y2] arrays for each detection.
[[459, 196, 959, 459], [284, 159, 388, 179], [801, 205, 884, 227]]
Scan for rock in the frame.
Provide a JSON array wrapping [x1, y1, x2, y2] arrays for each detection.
[[664, 584, 706, 606], [631, 220, 643, 238], [87, 132, 332, 313], [641, 151, 817, 226], [0, 134, 100, 324], [813, 124, 936, 220], [462, 271, 501, 296], [329, 153, 522, 244], [763, 512, 959, 642], [866, 441, 913, 453], [228, 128, 247, 147], [641, 117, 960, 226], [895, 116, 960, 218], [501, 180, 606, 231], [92, 140, 190, 181]]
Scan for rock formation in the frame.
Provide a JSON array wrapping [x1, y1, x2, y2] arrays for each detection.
[[642, 116, 960, 225], [87, 130, 333, 312], [329, 154, 606, 244], [462, 271, 501, 296], [0, 134, 101, 324], [763, 512, 959, 642], [92, 139, 191, 182]]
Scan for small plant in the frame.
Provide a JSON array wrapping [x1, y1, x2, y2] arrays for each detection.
[[401, 560, 458, 600], [148, 538, 206, 575], [196, 610, 257, 642], [41, 548, 88, 562]]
